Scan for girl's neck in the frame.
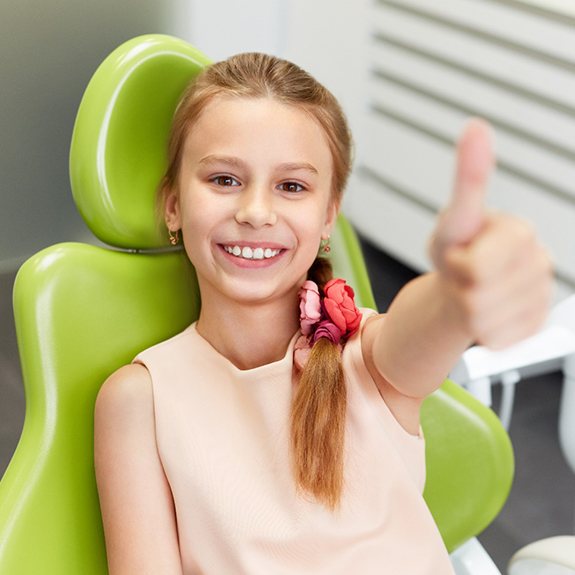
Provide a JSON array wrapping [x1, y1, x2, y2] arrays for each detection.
[[196, 291, 301, 371]]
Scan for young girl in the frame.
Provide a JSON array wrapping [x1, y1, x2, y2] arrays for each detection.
[[94, 53, 551, 574]]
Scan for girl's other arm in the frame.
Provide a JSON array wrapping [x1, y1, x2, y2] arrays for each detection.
[[363, 120, 552, 416], [94, 364, 183, 575]]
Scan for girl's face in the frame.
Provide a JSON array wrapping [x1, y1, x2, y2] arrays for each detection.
[[165, 96, 337, 307]]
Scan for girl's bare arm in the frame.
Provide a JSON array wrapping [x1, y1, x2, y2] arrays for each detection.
[[362, 120, 552, 431], [94, 364, 183, 575]]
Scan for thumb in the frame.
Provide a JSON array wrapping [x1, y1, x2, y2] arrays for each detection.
[[439, 118, 494, 248]]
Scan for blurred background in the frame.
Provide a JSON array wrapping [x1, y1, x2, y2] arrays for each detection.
[[1, 0, 574, 571]]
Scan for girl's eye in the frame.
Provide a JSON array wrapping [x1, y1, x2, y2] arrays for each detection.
[[211, 175, 241, 187], [279, 182, 305, 193]]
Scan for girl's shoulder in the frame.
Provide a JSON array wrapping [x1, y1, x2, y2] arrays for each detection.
[[95, 364, 154, 425]]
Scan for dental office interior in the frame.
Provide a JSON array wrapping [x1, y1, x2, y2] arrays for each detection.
[[1, 0, 574, 573]]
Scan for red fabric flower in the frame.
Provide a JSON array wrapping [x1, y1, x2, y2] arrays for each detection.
[[322, 279, 362, 337]]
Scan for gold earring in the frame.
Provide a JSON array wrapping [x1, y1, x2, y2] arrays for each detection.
[[320, 236, 331, 254], [169, 229, 180, 246]]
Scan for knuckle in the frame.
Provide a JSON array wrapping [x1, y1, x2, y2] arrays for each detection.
[[502, 215, 537, 250]]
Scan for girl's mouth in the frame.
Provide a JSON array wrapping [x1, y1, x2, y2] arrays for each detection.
[[222, 245, 283, 261]]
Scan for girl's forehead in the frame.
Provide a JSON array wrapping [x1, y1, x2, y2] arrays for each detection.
[[183, 96, 333, 171], [193, 95, 323, 134]]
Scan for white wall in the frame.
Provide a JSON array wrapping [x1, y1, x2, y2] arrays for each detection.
[[177, 0, 287, 59]]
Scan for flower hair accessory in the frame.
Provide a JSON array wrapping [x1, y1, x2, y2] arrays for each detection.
[[294, 278, 362, 370]]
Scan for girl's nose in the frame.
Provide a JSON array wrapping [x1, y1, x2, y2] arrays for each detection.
[[234, 186, 277, 228]]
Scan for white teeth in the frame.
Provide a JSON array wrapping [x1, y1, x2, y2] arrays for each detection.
[[253, 247, 264, 260], [224, 245, 281, 260]]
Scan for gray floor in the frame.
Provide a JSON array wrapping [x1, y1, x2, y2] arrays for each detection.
[[0, 237, 573, 572]]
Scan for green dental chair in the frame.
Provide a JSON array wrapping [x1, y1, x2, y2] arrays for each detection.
[[0, 35, 513, 574]]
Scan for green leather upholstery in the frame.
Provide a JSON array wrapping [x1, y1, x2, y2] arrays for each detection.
[[422, 380, 513, 551], [69, 34, 211, 249], [0, 34, 513, 574], [1, 246, 198, 574]]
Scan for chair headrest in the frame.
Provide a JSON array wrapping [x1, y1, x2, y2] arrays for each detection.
[[70, 34, 211, 249]]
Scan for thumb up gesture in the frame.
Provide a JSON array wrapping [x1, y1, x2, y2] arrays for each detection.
[[429, 119, 553, 350]]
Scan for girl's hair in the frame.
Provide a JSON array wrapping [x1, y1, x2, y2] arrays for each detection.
[[293, 256, 346, 510], [161, 53, 353, 510]]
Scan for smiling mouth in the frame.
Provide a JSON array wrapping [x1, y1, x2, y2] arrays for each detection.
[[222, 245, 283, 260]]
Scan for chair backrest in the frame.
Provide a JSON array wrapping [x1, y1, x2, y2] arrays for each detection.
[[0, 35, 513, 574]]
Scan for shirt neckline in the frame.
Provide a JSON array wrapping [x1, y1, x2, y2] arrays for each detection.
[[189, 322, 300, 377]]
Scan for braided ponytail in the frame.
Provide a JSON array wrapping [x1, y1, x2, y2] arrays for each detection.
[[290, 257, 347, 510]]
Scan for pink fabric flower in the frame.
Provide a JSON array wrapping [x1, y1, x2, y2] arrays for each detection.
[[294, 331, 343, 371], [298, 280, 321, 335], [293, 335, 312, 372], [323, 279, 362, 337]]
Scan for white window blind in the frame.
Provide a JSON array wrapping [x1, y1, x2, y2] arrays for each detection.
[[347, 0, 575, 299]]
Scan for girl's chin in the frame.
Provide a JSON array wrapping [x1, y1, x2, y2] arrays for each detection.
[[207, 275, 301, 306]]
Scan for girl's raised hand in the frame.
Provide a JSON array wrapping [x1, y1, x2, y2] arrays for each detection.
[[429, 119, 553, 350]]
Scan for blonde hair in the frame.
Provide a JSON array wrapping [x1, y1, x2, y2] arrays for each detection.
[[161, 53, 353, 510]]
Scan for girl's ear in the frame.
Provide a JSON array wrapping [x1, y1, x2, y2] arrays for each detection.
[[163, 186, 182, 231], [322, 201, 339, 239]]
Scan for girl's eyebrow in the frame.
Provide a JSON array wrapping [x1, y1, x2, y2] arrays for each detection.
[[198, 155, 318, 175], [198, 155, 246, 169], [277, 162, 319, 175]]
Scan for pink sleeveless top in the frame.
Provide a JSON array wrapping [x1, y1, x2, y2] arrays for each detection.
[[134, 309, 454, 574]]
